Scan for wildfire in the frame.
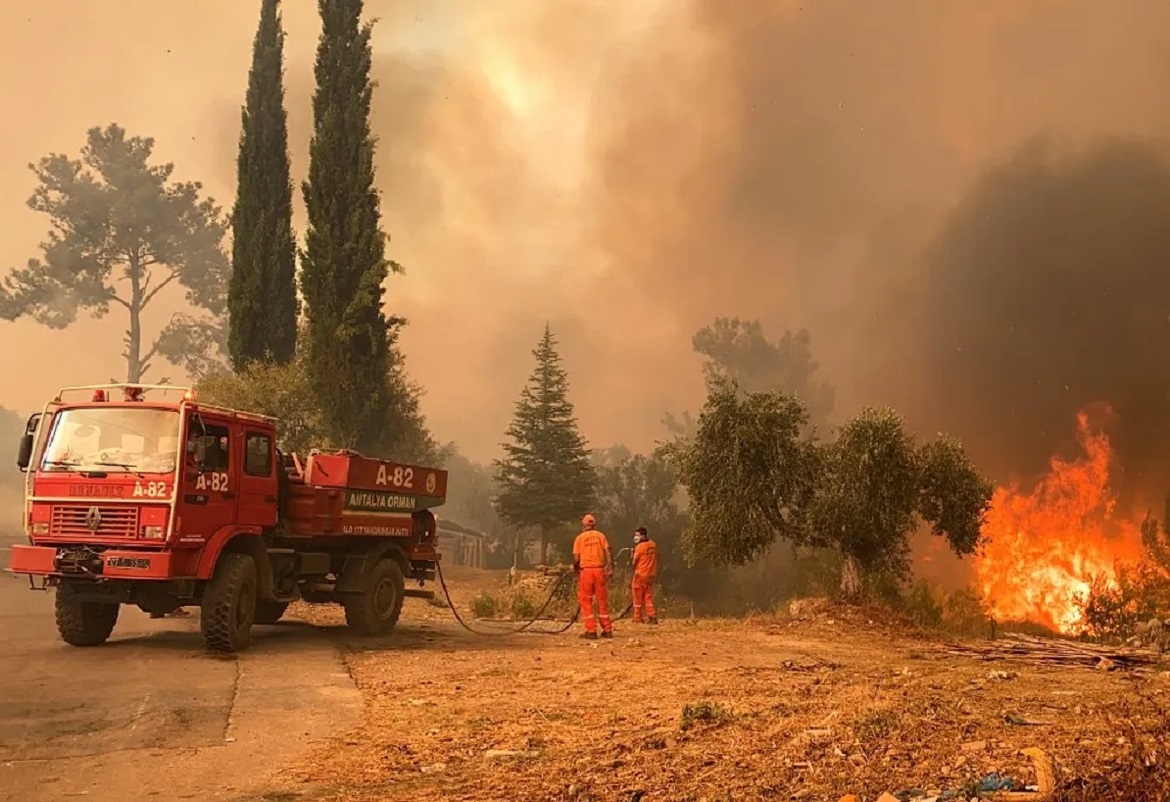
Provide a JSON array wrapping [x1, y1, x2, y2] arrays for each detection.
[[973, 409, 1145, 634]]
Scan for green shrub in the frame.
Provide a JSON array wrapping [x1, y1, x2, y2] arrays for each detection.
[[509, 589, 539, 620], [902, 580, 944, 628], [941, 586, 991, 636], [680, 700, 735, 732], [470, 592, 499, 618], [854, 709, 900, 743]]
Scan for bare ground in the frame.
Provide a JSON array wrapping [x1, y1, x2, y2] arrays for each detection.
[[0, 554, 362, 802], [268, 567, 1170, 802]]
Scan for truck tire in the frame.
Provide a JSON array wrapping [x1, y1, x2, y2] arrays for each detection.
[[343, 558, 405, 636], [55, 584, 119, 647], [254, 601, 290, 625], [200, 552, 258, 652]]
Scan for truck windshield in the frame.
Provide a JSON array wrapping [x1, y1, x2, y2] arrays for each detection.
[[39, 407, 181, 475]]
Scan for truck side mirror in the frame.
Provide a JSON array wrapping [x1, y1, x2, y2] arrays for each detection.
[[16, 433, 33, 471], [17, 412, 41, 472]]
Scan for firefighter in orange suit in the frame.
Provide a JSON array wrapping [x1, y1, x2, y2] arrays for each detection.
[[631, 527, 659, 624], [573, 513, 614, 639]]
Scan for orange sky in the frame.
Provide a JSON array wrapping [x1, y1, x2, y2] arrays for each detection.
[[4, 1, 1170, 461]]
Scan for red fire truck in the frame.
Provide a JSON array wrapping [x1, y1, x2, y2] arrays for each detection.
[[8, 383, 448, 653]]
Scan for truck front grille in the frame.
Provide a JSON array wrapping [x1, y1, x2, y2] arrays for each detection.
[[51, 505, 139, 539]]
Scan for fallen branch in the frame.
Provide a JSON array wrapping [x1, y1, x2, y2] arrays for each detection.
[[939, 633, 1160, 670]]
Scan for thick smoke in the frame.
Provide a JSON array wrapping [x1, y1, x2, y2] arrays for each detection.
[[5, 0, 1170, 469], [587, 0, 1170, 482], [917, 139, 1170, 501]]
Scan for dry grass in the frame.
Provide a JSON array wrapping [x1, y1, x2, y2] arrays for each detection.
[[274, 568, 1170, 802]]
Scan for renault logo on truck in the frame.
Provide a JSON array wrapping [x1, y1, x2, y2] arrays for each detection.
[[85, 506, 102, 532]]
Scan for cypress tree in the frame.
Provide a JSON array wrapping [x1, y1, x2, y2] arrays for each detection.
[[300, 0, 398, 451], [494, 324, 597, 564], [228, 0, 297, 370]]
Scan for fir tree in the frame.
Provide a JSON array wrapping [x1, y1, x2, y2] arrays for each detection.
[[494, 324, 596, 565], [228, 0, 298, 369], [300, 0, 399, 451]]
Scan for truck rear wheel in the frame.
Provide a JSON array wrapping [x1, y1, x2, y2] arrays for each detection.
[[55, 584, 119, 647], [343, 558, 405, 636], [200, 553, 258, 652], [254, 601, 290, 625]]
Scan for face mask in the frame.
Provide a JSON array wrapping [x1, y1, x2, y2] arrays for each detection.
[[633, 534, 644, 545]]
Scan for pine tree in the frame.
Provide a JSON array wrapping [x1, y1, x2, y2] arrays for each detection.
[[0, 124, 229, 382], [229, 0, 298, 370], [300, 0, 398, 451], [494, 324, 596, 565]]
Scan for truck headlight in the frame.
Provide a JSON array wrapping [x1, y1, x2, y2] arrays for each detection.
[[141, 525, 166, 539], [31, 522, 49, 535]]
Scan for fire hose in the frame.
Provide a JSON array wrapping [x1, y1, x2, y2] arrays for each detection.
[[434, 558, 640, 638]]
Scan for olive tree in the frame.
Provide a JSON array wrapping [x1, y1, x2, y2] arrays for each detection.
[[666, 379, 822, 568], [671, 382, 994, 598], [808, 408, 992, 595]]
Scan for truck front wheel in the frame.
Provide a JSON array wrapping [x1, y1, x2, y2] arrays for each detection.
[[200, 553, 258, 652], [55, 584, 119, 647], [343, 558, 405, 636]]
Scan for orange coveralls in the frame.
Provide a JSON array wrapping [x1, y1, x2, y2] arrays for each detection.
[[573, 528, 613, 635], [631, 539, 659, 622]]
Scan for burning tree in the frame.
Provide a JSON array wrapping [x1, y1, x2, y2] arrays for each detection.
[[975, 410, 1151, 634], [1142, 499, 1170, 570], [0, 124, 229, 381], [670, 381, 994, 597], [1077, 492, 1170, 640]]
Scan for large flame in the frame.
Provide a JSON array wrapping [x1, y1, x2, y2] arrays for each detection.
[[973, 410, 1144, 634]]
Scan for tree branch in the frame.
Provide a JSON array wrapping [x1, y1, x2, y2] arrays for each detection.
[[140, 338, 160, 369], [142, 268, 180, 307]]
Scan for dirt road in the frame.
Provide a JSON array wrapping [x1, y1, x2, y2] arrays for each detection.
[[0, 545, 362, 802]]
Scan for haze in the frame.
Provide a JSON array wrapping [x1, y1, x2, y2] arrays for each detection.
[[4, 0, 1170, 477]]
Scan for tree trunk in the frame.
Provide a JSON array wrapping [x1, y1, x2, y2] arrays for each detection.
[[511, 531, 522, 572], [839, 554, 861, 599], [125, 306, 142, 382], [539, 524, 548, 567], [125, 256, 144, 382]]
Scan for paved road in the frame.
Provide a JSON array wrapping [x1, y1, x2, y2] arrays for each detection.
[[0, 546, 362, 801]]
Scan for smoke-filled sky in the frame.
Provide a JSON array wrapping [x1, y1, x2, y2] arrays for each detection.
[[4, 1, 1170, 478]]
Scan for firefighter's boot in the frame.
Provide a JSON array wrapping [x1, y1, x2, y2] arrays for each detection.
[[648, 616, 659, 625], [580, 631, 598, 640], [601, 631, 614, 639]]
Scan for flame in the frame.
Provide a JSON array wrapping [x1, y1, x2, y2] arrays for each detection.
[[973, 409, 1145, 634]]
